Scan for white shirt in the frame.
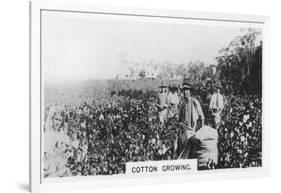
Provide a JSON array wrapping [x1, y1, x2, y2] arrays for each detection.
[[209, 92, 224, 111], [157, 92, 168, 108], [167, 92, 179, 106]]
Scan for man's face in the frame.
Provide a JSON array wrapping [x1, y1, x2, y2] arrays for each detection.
[[159, 87, 167, 93], [183, 89, 191, 98], [170, 89, 177, 94]]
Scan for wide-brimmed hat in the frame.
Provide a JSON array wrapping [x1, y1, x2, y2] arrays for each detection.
[[181, 78, 193, 90], [159, 80, 168, 88]]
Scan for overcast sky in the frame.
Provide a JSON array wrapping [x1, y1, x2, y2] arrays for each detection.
[[42, 10, 262, 82]]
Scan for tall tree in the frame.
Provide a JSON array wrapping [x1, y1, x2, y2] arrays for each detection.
[[216, 28, 262, 94]]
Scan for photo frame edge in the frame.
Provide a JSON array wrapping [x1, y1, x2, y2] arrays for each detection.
[[29, 1, 270, 192]]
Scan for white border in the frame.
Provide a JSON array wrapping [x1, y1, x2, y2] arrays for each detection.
[[30, 0, 270, 192]]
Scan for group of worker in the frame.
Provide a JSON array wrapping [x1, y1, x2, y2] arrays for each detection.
[[156, 78, 224, 166], [157, 77, 224, 128]]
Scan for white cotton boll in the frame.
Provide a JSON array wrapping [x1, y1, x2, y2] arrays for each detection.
[[99, 114, 104, 120], [81, 122, 86, 129], [243, 114, 249, 123], [162, 145, 168, 154], [230, 131, 234, 138], [248, 122, 253, 127], [237, 149, 242, 154], [72, 139, 79, 149]]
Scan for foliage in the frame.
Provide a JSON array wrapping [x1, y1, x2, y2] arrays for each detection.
[[216, 29, 262, 95]]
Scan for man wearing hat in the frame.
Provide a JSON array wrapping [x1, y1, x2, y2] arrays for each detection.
[[156, 80, 169, 124], [178, 78, 205, 130], [167, 83, 180, 118], [176, 78, 205, 159], [209, 82, 224, 126]]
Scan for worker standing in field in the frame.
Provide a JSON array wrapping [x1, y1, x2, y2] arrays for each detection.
[[209, 82, 224, 127], [178, 78, 205, 130], [176, 78, 205, 159], [156, 80, 169, 124], [167, 83, 180, 119]]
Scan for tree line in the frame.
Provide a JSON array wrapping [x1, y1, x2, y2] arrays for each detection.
[[117, 28, 262, 95]]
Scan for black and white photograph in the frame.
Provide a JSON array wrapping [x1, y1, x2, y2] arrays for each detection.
[[41, 9, 263, 179]]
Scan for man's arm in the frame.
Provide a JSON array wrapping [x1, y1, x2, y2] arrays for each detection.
[[195, 99, 205, 126], [218, 94, 224, 113], [209, 94, 214, 111], [201, 118, 205, 127]]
